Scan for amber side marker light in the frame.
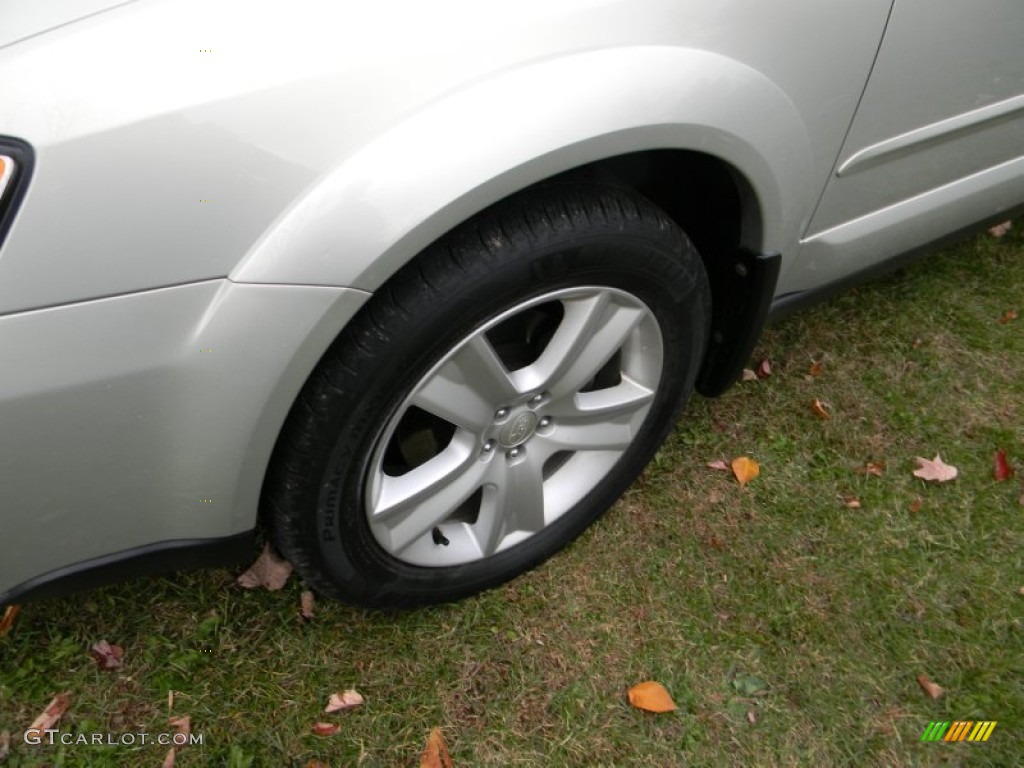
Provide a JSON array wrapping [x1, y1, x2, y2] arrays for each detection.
[[0, 155, 14, 202]]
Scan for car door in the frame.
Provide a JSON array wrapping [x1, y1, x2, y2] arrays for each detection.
[[788, 0, 1024, 292]]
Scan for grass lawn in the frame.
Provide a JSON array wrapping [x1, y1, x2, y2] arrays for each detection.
[[1, 223, 1022, 767]]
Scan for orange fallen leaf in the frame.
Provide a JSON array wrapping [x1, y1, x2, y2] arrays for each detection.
[[0, 605, 20, 637], [706, 459, 730, 471], [810, 398, 830, 419], [305, 762, 330, 768], [808, 361, 824, 377], [169, 715, 191, 743], [841, 496, 861, 509], [908, 498, 923, 514], [746, 710, 757, 724], [856, 461, 885, 477], [90, 640, 124, 670], [741, 368, 757, 382], [301, 590, 316, 619], [312, 722, 340, 736], [731, 456, 760, 487], [913, 455, 958, 483], [993, 449, 1014, 481], [162, 747, 176, 768], [756, 358, 772, 379], [237, 543, 293, 591], [989, 220, 1012, 238], [419, 727, 453, 768], [325, 689, 364, 713], [627, 681, 677, 713], [25, 692, 71, 742], [998, 309, 1018, 324], [917, 673, 944, 699]]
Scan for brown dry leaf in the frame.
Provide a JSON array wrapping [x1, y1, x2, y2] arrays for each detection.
[[169, 715, 191, 742], [25, 692, 71, 741], [419, 727, 453, 768], [808, 360, 824, 377], [90, 640, 124, 670], [0, 605, 20, 637], [746, 710, 757, 724], [908, 498, 923, 514], [993, 449, 1014, 481], [162, 747, 176, 768], [913, 455, 958, 483], [706, 459, 731, 472], [627, 681, 677, 713], [741, 368, 757, 382], [998, 309, 1018, 324], [989, 220, 1012, 238], [237, 543, 293, 590], [305, 762, 330, 768], [325, 689, 364, 713], [0, 730, 9, 761], [855, 461, 885, 477], [841, 496, 861, 509], [756, 358, 772, 379], [731, 456, 760, 487], [810, 398, 831, 420], [312, 722, 340, 737], [917, 673, 944, 699], [1018, 586, 1024, 596], [301, 590, 316, 620]]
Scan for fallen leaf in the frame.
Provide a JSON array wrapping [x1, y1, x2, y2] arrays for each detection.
[[301, 590, 316, 620], [994, 449, 1014, 481], [169, 715, 191, 742], [731, 456, 760, 487], [25, 692, 71, 741], [998, 309, 1018, 324], [237, 543, 293, 590], [856, 461, 885, 477], [741, 368, 757, 382], [419, 727, 453, 768], [706, 459, 730, 472], [808, 361, 824, 377], [305, 762, 330, 768], [911, 337, 923, 349], [989, 220, 1012, 238], [908, 498, 923, 514], [90, 640, 124, 670], [627, 681, 677, 713], [756, 359, 772, 379], [810, 398, 831, 419], [917, 673, 944, 699], [0, 731, 9, 761], [841, 496, 861, 509], [746, 710, 757, 724], [913, 455, 958, 483], [325, 690, 364, 713], [1017, 586, 1024, 596], [0, 605, 19, 637], [162, 747, 176, 768], [312, 722, 340, 737]]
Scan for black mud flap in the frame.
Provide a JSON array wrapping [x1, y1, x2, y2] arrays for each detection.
[[695, 249, 781, 397]]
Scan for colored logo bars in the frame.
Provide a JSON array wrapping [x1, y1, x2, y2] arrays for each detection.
[[921, 721, 997, 742]]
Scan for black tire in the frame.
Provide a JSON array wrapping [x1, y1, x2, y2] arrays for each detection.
[[264, 182, 711, 608]]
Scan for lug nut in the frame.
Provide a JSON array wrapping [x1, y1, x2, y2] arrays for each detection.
[[508, 447, 520, 458], [482, 441, 494, 453], [539, 417, 551, 428], [529, 393, 545, 407], [495, 408, 509, 421]]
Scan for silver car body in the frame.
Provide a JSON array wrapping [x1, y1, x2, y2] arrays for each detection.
[[1, 0, 1021, 600]]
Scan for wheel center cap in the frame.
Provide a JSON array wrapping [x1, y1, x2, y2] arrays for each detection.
[[498, 411, 538, 448]]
